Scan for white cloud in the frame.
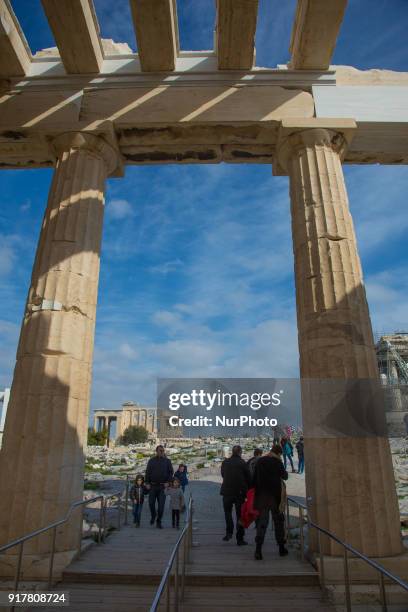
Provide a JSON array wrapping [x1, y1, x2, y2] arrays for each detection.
[[366, 267, 408, 334], [19, 200, 31, 213], [0, 235, 21, 277], [119, 343, 139, 360], [106, 198, 134, 220], [150, 259, 184, 274], [0, 244, 15, 276]]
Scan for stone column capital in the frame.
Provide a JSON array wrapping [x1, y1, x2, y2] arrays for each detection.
[[52, 131, 122, 177], [273, 118, 357, 176]]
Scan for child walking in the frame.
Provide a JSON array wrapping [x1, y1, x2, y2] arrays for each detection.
[[165, 478, 185, 528], [129, 474, 148, 527]]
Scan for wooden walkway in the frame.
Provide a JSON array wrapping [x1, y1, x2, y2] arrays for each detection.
[[33, 480, 336, 611], [64, 506, 180, 583], [180, 481, 333, 611]]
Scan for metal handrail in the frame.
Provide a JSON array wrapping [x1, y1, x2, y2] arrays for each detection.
[[150, 496, 194, 612], [286, 495, 408, 611], [0, 489, 122, 595]]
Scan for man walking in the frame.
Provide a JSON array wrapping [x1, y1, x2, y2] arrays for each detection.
[[253, 444, 288, 560], [220, 445, 251, 545], [145, 445, 173, 528], [296, 436, 305, 474]]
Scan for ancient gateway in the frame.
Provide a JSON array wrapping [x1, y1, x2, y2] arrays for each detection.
[[94, 401, 156, 441], [0, 0, 407, 578]]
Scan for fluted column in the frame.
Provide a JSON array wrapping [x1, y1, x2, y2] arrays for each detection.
[[0, 132, 119, 577], [277, 127, 402, 557]]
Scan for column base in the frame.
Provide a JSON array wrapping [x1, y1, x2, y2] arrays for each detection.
[[327, 583, 408, 608], [313, 550, 408, 584], [0, 549, 78, 581]]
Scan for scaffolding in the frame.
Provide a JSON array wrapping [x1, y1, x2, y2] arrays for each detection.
[[376, 332, 408, 385], [375, 332, 408, 436]]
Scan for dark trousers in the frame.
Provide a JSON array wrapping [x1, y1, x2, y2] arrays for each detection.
[[172, 509, 180, 527], [255, 498, 285, 547], [223, 495, 245, 542], [298, 456, 304, 474], [149, 486, 165, 522], [133, 502, 143, 524], [283, 453, 294, 471]]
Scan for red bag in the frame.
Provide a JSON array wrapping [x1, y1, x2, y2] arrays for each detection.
[[240, 488, 259, 528]]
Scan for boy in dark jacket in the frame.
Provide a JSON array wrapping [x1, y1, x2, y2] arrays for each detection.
[[129, 474, 148, 527]]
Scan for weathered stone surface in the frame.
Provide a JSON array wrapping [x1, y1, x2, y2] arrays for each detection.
[[0, 132, 119, 577], [41, 0, 103, 74], [0, 0, 31, 77], [277, 126, 403, 557], [216, 0, 258, 70], [130, 0, 178, 72], [289, 0, 347, 70]]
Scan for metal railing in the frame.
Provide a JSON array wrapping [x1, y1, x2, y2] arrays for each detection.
[[286, 496, 408, 611], [124, 474, 133, 525], [0, 490, 122, 597], [149, 496, 194, 612]]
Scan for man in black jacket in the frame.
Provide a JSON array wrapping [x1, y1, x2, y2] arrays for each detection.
[[220, 445, 251, 545], [253, 444, 288, 560], [145, 445, 173, 528]]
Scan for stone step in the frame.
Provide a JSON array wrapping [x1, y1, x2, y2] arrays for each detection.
[[62, 569, 318, 587], [181, 586, 336, 611], [32, 584, 162, 612]]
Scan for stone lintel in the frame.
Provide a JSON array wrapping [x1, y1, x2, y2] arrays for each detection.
[[216, 0, 259, 70], [0, 0, 32, 77], [289, 0, 348, 70], [273, 117, 357, 176], [41, 0, 104, 74], [130, 0, 179, 72]]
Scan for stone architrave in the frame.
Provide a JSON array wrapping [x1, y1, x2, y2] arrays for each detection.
[[276, 124, 403, 558], [0, 132, 119, 578]]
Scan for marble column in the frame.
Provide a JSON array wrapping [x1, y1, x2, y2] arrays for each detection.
[[0, 132, 119, 577], [277, 126, 402, 557]]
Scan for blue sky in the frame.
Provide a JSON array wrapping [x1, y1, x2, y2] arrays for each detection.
[[1, 1, 408, 410]]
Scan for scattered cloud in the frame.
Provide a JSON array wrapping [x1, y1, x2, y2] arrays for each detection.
[[0, 243, 16, 277], [119, 343, 139, 360], [19, 200, 31, 213], [150, 259, 184, 274], [106, 198, 134, 220]]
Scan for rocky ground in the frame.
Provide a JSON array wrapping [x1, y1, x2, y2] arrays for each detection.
[[82, 437, 408, 541]]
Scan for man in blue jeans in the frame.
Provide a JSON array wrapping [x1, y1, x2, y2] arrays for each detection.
[[145, 445, 173, 528]]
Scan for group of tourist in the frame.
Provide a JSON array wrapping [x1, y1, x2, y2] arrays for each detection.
[[129, 444, 188, 529], [129, 436, 304, 561], [220, 436, 304, 560]]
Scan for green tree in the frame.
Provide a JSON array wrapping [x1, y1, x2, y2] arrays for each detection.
[[87, 427, 108, 446], [120, 425, 149, 445]]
